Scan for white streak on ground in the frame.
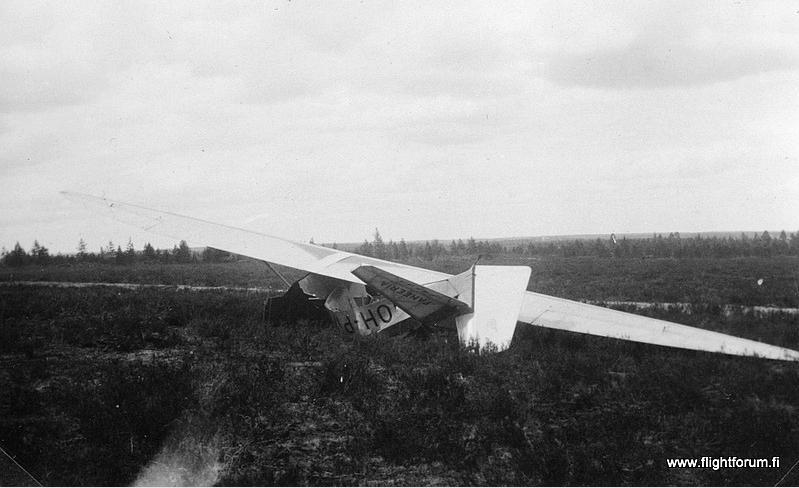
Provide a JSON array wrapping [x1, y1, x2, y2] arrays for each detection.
[[4, 281, 796, 317], [133, 371, 229, 487], [0, 281, 799, 316], [133, 439, 221, 487], [0, 280, 281, 293]]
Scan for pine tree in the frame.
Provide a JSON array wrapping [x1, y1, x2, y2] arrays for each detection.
[[77, 238, 87, 260], [430, 239, 443, 259], [398, 239, 409, 260], [467, 237, 477, 254], [357, 239, 373, 257], [372, 228, 386, 259], [790, 232, 799, 253], [125, 238, 136, 264], [143, 242, 156, 261], [175, 240, 192, 263], [31, 240, 50, 265], [115, 245, 125, 264], [3, 242, 28, 266], [421, 241, 433, 260]]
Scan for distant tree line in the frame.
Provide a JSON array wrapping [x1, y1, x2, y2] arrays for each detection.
[[352, 229, 799, 260], [3, 229, 799, 267], [351, 229, 505, 261], [0, 238, 237, 267]]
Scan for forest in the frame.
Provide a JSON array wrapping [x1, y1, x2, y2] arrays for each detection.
[[3, 228, 799, 269]]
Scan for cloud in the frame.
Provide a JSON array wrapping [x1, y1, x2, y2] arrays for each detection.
[[546, 37, 799, 89], [2, 1, 798, 251], [542, 2, 799, 88], [0, 43, 105, 112]]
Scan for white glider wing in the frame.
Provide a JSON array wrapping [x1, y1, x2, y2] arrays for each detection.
[[519, 291, 799, 361], [63, 191, 799, 360], [61, 192, 449, 286]]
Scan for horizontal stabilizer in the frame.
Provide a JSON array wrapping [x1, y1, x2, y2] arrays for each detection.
[[352, 265, 472, 325], [519, 292, 799, 361]]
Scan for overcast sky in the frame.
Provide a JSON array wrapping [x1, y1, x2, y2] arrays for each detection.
[[2, 1, 798, 253]]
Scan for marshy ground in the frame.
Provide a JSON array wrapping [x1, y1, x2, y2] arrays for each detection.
[[1, 256, 799, 485]]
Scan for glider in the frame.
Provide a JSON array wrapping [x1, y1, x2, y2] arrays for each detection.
[[62, 191, 799, 361]]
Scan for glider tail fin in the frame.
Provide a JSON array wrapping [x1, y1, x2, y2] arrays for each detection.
[[354, 263, 531, 351], [453, 265, 531, 351]]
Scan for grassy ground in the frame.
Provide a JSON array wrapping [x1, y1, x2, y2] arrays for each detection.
[[427, 255, 799, 307], [3, 255, 796, 306], [1, 257, 799, 485], [0, 260, 298, 290]]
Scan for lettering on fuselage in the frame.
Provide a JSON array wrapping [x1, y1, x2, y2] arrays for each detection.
[[378, 280, 433, 306], [334, 303, 394, 334]]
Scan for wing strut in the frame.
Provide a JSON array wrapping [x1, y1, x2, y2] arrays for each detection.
[[261, 260, 292, 288]]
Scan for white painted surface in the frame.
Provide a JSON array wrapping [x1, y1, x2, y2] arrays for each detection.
[[456, 265, 531, 350]]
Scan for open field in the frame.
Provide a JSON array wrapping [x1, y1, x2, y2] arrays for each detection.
[[0, 261, 298, 290], [3, 255, 798, 306], [2, 257, 799, 485]]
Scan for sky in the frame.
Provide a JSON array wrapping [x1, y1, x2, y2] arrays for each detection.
[[1, 0, 798, 254]]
